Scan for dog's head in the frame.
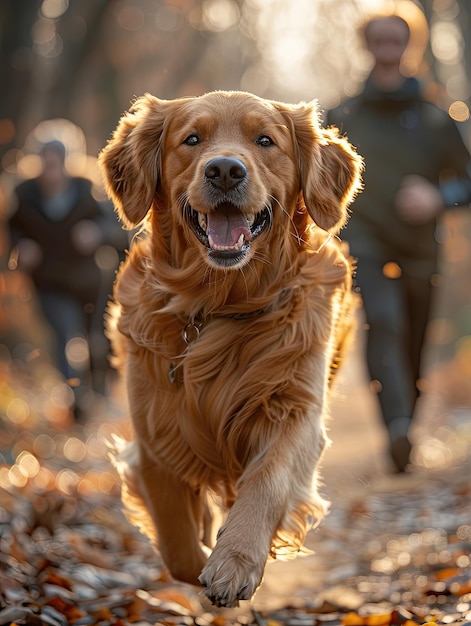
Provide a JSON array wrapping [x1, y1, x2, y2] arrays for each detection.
[[99, 91, 362, 270]]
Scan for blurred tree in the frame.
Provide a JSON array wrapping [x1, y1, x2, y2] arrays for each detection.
[[1, 1, 471, 166], [0, 0, 42, 160], [0, 0, 470, 405], [0, 0, 254, 161]]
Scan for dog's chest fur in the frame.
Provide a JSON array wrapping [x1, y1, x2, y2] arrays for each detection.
[[113, 239, 349, 498]]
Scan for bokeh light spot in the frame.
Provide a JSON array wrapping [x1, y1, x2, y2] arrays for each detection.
[[63, 437, 87, 463], [86, 433, 108, 460], [6, 398, 30, 425], [9, 464, 28, 488], [17, 154, 42, 179], [202, 0, 240, 32], [65, 337, 89, 370], [457, 554, 470, 568], [95, 245, 119, 271], [383, 261, 402, 279], [98, 471, 117, 494], [32, 466, 55, 490], [457, 525, 471, 541], [33, 433, 56, 459], [0, 468, 11, 490], [431, 21, 462, 64], [116, 5, 144, 32], [41, 0, 69, 19], [56, 468, 79, 494], [16, 451, 40, 478], [155, 5, 181, 32], [449, 100, 470, 122]]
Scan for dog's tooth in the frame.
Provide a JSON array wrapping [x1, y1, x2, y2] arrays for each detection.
[[247, 214, 255, 227], [198, 212, 207, 231], [237, 234, 244, 249]]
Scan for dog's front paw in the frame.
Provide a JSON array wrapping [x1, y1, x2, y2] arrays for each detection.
[[198, 550, 264, 608]]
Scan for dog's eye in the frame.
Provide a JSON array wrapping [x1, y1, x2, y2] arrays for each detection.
[[256, 135, 274, 147], [183, 135, 200, 146]]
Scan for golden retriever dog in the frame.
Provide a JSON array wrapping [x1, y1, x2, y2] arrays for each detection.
[[99, 90, 362, 608]]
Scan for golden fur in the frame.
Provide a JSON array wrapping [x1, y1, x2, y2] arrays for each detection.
[[99, 90, 362, 608]]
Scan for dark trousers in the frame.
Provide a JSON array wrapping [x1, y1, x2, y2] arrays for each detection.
[[354, 255, 436, 429], [39, 291, 88, 381]]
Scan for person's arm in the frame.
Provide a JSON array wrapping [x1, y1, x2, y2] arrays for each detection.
[[394, 171, 471, 226], [70, 178, 105, 255], [395, 175, 444, 225], [438, 117, 471, 208], [7, 185, 43, 271], [395, 114, 471, 224]]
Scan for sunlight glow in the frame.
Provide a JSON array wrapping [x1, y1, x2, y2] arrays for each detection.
[[245, 0, 431, 105]]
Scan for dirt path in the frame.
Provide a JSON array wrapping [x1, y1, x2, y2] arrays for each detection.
[[254, 348, 471, 616], [0, 348, 470, 625]]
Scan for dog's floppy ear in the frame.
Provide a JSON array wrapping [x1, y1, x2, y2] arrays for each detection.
[[280, 101, 363, 233], [99, 94, 168, 229]]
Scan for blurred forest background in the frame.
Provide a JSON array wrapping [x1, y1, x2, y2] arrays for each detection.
[[0, 0, 470, 408], [0, 4, 470, 621]]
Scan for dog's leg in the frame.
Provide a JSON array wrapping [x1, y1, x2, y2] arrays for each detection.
[[199, 413, 328, 607], [137, 445, 208, 585]]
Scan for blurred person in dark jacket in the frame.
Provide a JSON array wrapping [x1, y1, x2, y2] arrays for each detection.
[[327, 13, 471, 472], [8, 140, 105, 416]]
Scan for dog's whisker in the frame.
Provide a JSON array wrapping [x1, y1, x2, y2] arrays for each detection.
[[267, 194, 306, 246], [250, 251, 271, 267], [237, 265, 261, 301], [287, 229, 307, 246], [264, 199, 275, 229], [267, 194, 283, 213], [177, 192, 189, 212]]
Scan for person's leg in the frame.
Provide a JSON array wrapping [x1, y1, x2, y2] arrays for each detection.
[[38, 291, 86, 381], [402, 259, 436, 415], [354, 258, 415, 471], [39, 291, 94, 420]]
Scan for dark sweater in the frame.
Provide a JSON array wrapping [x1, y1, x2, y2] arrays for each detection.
[[10, 177, 102, 304], [327, 77, 471, 261]]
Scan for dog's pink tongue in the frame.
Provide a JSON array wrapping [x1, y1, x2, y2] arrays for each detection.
[[206, 208, 252, 249]]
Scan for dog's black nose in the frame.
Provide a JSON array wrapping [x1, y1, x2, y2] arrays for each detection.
[[204, 157, 247, 191]]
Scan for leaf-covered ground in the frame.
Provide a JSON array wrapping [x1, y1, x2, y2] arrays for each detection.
[[0, 355, 470, 626]]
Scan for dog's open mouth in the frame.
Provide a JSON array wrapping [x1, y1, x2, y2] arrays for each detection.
[[189, 202, 270, 266]]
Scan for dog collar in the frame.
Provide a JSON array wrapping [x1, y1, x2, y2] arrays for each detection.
[[168, 292, 287, 384]]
